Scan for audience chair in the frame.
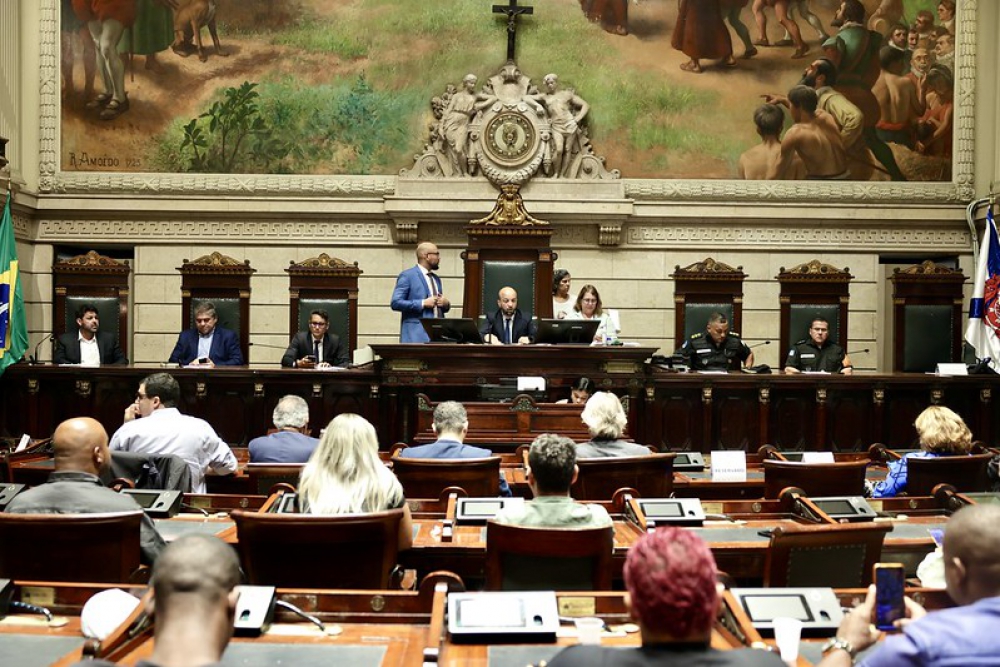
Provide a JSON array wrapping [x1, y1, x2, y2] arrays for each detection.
[[0, 510, 143, 583], [573, 453, 675, 500], [232, 508, 405, 589], [245, 463, 304, 495], [392, 456, 501, 498], [763, 459, 868, 499], [485, 521, 614, 591], [905, 453, 994, 496], [108, 452, 192, 493], [764, 521, 892, 588]]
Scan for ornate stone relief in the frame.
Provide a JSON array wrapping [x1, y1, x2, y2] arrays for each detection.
[[34, 220, 391, 243], [626, 225, 971, 250]]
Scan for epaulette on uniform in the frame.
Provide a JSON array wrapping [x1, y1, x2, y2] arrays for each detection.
[[794, 338, 808, 345], [690, 332, 702, 339]]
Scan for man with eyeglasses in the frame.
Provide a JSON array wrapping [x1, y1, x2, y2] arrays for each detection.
[[281, 309, 350, 368], [391, 241, 450, 343], [110, 373, 237, 493], [784, 316, 853, 374]]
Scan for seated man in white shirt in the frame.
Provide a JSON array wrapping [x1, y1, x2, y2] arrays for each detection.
[[110, 373, 238, 493], [53, 303, 127, 366]]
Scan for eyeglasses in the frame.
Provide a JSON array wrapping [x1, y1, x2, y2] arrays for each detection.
[[135, 392, 148, 401], [309, 321, 327, 327], [581, 298, 598, 304]]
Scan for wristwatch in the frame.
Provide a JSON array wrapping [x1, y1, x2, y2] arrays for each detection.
[[821, 637, 857, 660]]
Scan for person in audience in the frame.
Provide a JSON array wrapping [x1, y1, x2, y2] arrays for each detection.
[[494, 434, 612, 528], [391, 241, 450, 343], [673, 312, 755, 371], [481, 286, 536, 345], [398, 401, 511, 496], [547, 527, 785, 667], [53, 303, 127, 365], [577, 392, 651, 458], [817, 503, 1000, 666], [281, 309, 349, 368], [110, 373, 238, 494], [298, 413, 414, 549], [558, 377, 596, 405], [870, 405, 973, 498], [6, 417, 165, 564], [552, 269, 575, 320], [570, 284, 620, 344], [248, 395, 318, 463], [167, 301, 243, 367], [784, 316, 853, 374]]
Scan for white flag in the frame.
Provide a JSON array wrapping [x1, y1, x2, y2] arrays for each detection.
[[965, 209, 1000, 368]]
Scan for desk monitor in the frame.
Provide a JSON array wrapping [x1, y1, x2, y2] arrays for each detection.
[[448, 591, 559, 643], [533, 319, 600, 345], [421, 318, 483, 344], [637, 498, 705, 527], [455, 497, 524, 524], [810, 496, 876, 522], [120, 489, 183, 518], [729, 587, 843, 637], [671, 452, 706, 472]]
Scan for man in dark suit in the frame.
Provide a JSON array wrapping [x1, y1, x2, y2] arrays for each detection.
[[480, 286, 536, 345], [390, 241, 450, 343], [280, 309, 349, 368], [167, 301, 243, 366], [54, 303, 128, 365]]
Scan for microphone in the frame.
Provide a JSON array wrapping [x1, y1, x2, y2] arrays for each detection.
[[247, 341, 289, 351], [29, 335, 55, 364], [847, 348, 871, 356], [747, 340, 771, 350]]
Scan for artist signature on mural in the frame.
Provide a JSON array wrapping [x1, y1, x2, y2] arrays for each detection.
[[68, 153, 142, 170]]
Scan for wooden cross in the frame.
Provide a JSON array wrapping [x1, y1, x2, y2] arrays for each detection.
[[492, 0, 534, 62]]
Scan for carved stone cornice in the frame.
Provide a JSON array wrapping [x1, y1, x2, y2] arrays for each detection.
[[671, 257, 746, 280], [178, 252, 256, 276], [286, 253, 362, 278], [776, 260, 853, 283], [53, 250, 131, 276], [34, 219, 392, 243]]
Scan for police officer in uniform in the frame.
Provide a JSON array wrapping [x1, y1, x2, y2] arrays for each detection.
[[674, 312, 754, 371], [784, 316, 853, 374]]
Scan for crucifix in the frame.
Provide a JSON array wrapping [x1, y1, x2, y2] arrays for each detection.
[[492, 0, 534, 62]]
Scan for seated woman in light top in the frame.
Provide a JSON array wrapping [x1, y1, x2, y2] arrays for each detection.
[[576, 392, 651, 458], [870, 405, 973, 498], [298, 413, 413, 549], [552, 269, 575, 320], [569, 284, 620, 344]]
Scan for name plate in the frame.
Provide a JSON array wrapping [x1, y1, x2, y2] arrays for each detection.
[[711, 450, 747, 482]]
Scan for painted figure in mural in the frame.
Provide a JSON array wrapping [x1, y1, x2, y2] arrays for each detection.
[[61, 0, 96, 101], [867, 0, 903, 37], [671, 0, 735, 74], [439, 74, 481, 177], [917, 65, 954, 159], [118, 0, 174, 72], [769, 85, 848, 180], [580, 0, 628, 36], [873, 46, 924, 150], [738, 103, 805, 179], [752, 0, 809, 59], [824, 0, 906, 181], [719, 0, 757, 60], [71, 0, 136, 120], [540, 74, 590, 179]]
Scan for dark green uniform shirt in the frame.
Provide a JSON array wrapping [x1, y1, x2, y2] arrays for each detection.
[[675, 332, 751, 371], [785, 339, 847, 372]]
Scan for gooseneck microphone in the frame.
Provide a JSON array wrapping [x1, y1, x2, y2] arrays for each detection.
[[29, 335, 55, 364], [747, 340, 771, 350]]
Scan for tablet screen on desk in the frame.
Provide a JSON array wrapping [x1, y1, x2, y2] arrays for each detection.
[[640, 501, 685, 518], [743, 594, 813, 622], [457, 597, 525, 628], [462, 500, 504, 517]]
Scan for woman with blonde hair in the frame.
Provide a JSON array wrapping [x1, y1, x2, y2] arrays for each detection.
[[576, 392, 651, 458], [871, 405, 973, 498], [298, 413, 413, 548]]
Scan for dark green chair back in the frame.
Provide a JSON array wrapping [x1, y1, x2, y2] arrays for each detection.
[[789, 304, 841, 346], [190, 298, 241, 338], [297, 299, 350, 351], [684, 303, 734, 342], [902, 304, 954, 372], [63, 296, 122, 342], [481, 261, 536, 318]]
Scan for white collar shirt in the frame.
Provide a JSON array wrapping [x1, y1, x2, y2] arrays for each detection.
[[78, 332, 101, 366]]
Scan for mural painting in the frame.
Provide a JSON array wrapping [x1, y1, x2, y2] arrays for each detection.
[[58, 0, 959, 182]]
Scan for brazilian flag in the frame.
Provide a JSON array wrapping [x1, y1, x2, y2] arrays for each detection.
[[0, 192, 28, 375]]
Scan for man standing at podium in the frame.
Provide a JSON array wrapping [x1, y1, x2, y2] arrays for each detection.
[[481, 286, 536, 345], [391, 241, 450, 343]]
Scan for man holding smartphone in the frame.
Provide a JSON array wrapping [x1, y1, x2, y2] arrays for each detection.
[[281, 309, 349, 369], [167, 302, 243, 367], [818, 503, 1000, 666]]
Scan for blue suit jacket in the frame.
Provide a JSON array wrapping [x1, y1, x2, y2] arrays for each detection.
[[168, 327, 243, 366], [391, 265, 449, 343], [248, 430, 319, 464], [399, 440, 511, 496]]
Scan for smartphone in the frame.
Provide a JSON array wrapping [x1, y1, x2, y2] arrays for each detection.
[[304, 355, 317, 363], [197, 357, 209, 363], [874, 562, 906, 631]]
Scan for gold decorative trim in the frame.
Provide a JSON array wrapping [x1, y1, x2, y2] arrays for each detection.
[[286, 253, 363, 277]]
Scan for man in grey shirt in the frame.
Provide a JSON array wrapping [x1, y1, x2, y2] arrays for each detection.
[[6, 416, 166, 564]]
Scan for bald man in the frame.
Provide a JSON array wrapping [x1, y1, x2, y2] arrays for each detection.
[[818, 503, 1000, 666], [391, 241, 451, 343], [74, 534, 241, 667], [6, 417, 166, 564], [480, 286, 536, 345]]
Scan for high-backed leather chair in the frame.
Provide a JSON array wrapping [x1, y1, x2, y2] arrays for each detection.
[[485, 522, 614, 591], [231, 508, 404, 588], [177, 252, 256, 364], [906, 453, 994, 496], [762, 459, 869, 499], [764, 521, 892, 587], [462, 223, 555, 320], [286, 253, 362, 355], [392, 456, 501, 498], [53, 250, 131, 362], [890, 261, 966, 372], [776, 260, 853, 358], [573, 453, 675, 500], [0, 510, 143, 583], [671, 258, 747, 349]]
